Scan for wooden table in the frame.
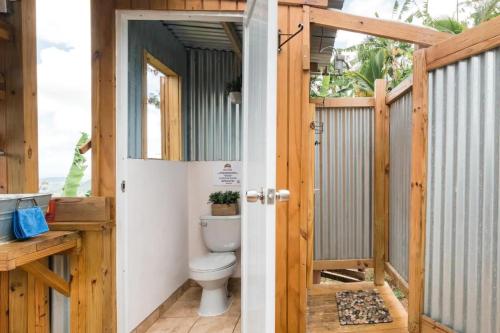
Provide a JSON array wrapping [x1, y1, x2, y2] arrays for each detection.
[[0, 231, 80, 271]]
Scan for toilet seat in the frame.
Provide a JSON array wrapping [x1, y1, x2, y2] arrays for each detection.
[[190, 253, 236, 273]]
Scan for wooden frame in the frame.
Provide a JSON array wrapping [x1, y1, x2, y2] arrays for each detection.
[[313, 259, 373, 271], [386, 75, 413, 105], [384, 262, 408, 296], [310, 97, 375, 108], [309, 7, 451, 46], [425, 15, 500, 70], [221, 22, 242, 60], [373, 79, 389, 286], [407, 49, 428, 333], [141, 50, 182, 160], [421, 315, 454, 333]]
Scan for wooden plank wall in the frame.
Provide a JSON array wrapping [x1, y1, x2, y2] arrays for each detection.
[[0, 1, 48, 332], [276, 4, 312, 333]]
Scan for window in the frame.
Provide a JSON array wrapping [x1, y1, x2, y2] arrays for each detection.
[[142, 51, 182, 160], [37, 0, 91, 196]]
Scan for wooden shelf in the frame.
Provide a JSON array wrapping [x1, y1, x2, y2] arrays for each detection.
[[0, 231, 80, 271], [48, 220, 114, 232]]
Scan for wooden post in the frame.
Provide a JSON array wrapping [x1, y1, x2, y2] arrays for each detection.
[[408, 49, 429, 333], [373, 79, 389, 286]]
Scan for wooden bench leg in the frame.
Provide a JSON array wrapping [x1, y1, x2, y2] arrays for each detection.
[[69, 253, 83, 333]]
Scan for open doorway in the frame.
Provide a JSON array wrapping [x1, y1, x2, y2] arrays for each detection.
[[115, 12, 245, 332]]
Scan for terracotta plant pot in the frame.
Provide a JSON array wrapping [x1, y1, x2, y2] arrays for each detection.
[[211, 203, 239, 216]]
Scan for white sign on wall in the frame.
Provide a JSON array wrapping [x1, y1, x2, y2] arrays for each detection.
[[213, 162, 241, 186]]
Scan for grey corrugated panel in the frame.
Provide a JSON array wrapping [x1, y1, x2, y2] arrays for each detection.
[[50, 255, 70, 333], [314, 107, 374, 260], [424, 46, 500, 333], [186, 49, 242, 161], [388, 91, 412, 281], [164, 21, 243, 52]]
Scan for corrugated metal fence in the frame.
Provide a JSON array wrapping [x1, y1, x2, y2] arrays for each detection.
[[388, 91, 412, 281], [424, 46, 500, 332], [314, 106, 374, 260], [186, 49, 242, 161]]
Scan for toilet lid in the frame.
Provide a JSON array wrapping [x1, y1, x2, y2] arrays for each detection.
[[190, 253, 236, 273]]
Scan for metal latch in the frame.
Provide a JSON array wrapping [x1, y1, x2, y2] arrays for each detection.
[[121, 180, 126, 193]]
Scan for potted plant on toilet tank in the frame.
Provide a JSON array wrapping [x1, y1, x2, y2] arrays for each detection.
[[208, 191, 240, 216]]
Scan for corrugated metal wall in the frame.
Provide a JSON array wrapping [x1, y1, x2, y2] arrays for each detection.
[[388, 91, 412, 281], [314, 107, 374, 260], [424, 47, 500, 333], [186, 49, 242, 161]]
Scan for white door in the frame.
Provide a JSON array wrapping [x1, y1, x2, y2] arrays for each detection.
[[241, 0, 278, 332]]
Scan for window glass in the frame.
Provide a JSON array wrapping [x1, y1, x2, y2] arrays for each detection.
[[146, 63, 165, 159]]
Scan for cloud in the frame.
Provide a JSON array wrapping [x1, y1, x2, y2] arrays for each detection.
[[36, 0, 91, 180]]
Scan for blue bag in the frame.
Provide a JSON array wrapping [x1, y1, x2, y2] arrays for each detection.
[[12, 198, 49, 240]]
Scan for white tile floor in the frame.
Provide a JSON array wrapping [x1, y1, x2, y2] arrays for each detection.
[[147, 283, 241, 333]]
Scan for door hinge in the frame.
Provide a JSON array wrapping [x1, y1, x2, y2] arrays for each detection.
[[121, 180, 126, 193]]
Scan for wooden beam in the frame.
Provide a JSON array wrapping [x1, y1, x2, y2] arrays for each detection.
[[426, 16, 500, 70], [421, 315, 454, 333], [279, 0, 327, 7], [306, 102, 315, 290], [386, 75, 413, 105], [313, 259, 373, 270], [408, 49, 429, 333], [221, 22, 242, 60], [373, 79, 389, 287], [20, 261, 70, 297], [310, 97, 375, 108], [276, 6, 289, 333], [385, 262, 408, 296], [309, 7, 451, 46]]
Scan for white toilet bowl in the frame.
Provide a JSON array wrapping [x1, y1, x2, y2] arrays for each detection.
[[189, 252, 237, 316]]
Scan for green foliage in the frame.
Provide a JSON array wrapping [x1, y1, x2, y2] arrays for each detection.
[[208, 191, 240, 205], [148, 93, 160, 109], [62, 132, 89, 197], [225, 76, 242, 95], [462, 0, 500, 25]]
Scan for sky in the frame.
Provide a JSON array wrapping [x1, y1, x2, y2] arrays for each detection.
[[35, 0, 462, 183], [36, 0, 91, 182]]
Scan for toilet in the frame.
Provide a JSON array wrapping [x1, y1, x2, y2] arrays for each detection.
[[189, 215, 240, 316]]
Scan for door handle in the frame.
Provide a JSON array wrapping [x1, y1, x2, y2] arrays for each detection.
[[246, 189, 265, 204], [275, 189, 290, 202]]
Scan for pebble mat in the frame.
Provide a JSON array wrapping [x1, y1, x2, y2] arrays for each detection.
[[336, 289, 393, 326]]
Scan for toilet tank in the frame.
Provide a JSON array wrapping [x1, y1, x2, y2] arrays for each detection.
[[200, 215, 241, 252]]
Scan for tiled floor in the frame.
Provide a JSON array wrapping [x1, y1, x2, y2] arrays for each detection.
[[147, 283, 241, 333]]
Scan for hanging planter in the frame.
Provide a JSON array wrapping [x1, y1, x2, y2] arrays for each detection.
[[225, 76, 242, 105], [228, 91, 242, 104]]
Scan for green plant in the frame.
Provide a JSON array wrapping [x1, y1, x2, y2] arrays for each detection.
[[224, 76, 242, 95], [62, 132, 89, 197], [208, 191, 240, 205]]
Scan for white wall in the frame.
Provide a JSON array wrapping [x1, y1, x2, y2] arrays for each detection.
[[123, 160, 241, 331], [125, 159, 189, 331], [187, 161, 242, 277]]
